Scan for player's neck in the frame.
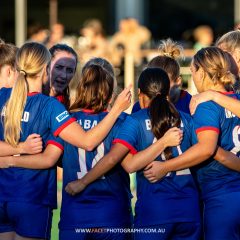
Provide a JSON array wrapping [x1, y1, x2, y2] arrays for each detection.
[[206, 84, 226, 93], [27, 77, 42, 93]]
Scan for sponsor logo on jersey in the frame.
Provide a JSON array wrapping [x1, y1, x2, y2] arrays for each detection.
[[56, 111, 69, 122]]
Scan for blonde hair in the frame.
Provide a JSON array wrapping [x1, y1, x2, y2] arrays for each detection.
[[158, 38, 184, 60], [148, 39, 183, 83], [4, 42, 51, 146], [216, 30, 240, 54], [193, 46, 235, 87]]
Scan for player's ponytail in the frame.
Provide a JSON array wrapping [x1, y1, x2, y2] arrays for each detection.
[[70, 58, 114, 113], [193, 47, 235, 90], [4, 42, 51, 146], [138, 68, 180, 159]]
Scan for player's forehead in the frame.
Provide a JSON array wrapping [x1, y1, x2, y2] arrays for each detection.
[[52, 51, 76, 65], [51, 52, 76, 68]]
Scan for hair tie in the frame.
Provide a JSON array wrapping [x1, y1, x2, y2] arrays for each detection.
[[163, 52, 172, 58], [19, 69, 27, 76]]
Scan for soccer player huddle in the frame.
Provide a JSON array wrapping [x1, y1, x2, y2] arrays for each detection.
[[0, 30, 240, 240]]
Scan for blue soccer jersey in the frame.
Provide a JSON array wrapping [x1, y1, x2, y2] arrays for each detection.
[[132, 90, 191, 114], [0, 88, 75, 208], [53, 110, 132, 229], [174, 90, 192, 114], [192, 92, 240, 199], [114, 108, 200, 227]]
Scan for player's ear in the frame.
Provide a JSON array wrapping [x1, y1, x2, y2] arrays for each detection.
[[175, 76, 182, 86], [137, 88, 141, 96], [198, 67, 205, 81]]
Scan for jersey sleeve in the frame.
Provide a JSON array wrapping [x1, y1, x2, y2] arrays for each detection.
[[113, 115, 139, 154], [47, 99, 76, 137], [46, 134, 64, 151], [193, 101, 220, 134]]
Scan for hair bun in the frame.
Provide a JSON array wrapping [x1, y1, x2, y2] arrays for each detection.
[[158, 38, 184, 60]]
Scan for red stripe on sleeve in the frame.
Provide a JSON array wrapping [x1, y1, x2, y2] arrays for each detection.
[[196, 127, 220, 134], [113, 139, 137, 154], [54, 118, 76, 137], [47, 140, 64, 151]]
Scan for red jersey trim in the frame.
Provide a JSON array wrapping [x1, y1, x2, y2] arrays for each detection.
[[54, 118, 76, 137], [196, 127, 220, 134], [113, 139, 137, 154], [180, 90, 187, 99], [218, 91, 234, 95], [56, 95, 65, 103], [27, 92, 40, 96], [81, 109, 108, 113], [47, 140, 64, 151]]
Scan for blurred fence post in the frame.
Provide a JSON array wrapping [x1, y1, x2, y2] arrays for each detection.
[[180, 66, 197, 95], [15, 0, 27, 46], [235, 0, 240, 23], [124, 52, 135, 113], [50, 0, 58, 29]]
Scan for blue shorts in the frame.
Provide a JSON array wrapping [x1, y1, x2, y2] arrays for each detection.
[[204, 192, 240, 240], [0, 201, 53, 239], [59, 227, 133, 240], [134, 222, 201, 240]]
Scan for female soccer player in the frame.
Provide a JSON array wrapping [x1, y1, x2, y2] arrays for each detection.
[[65, 67, 201, 240], [0, 64, 183, 240], [132, 38, 191, 114], [43, 43, 78, 109], [58, 58, 133, 240], [0, 42, 131, 240], [142, 47, 240, 240]]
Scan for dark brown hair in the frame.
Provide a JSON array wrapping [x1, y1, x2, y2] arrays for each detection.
[[138, 68, 180, 159]]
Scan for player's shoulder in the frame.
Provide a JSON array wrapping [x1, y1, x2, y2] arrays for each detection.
[[0, 87, 11, 98], [131, 108, 148, 119], [179, 110, 192, 123], [196, 100, 220, 112], [117, 112, 129, 121], [41, 95, 65, 107]]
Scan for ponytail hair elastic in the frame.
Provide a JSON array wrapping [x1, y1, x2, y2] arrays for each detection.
[[163, 52, 172, 58], [19, 69, 27, 76]]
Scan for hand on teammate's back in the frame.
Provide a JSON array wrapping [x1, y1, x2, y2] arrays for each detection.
[[65, 179, 87, 196], [19, 133, 43, 154]]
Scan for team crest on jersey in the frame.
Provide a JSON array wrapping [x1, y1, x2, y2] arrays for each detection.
[[56, 111, 69, 122]]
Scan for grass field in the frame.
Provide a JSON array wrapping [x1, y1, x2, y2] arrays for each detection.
[[51, 181, 62, 240], [51, 207, 60, 240]]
